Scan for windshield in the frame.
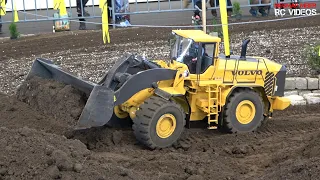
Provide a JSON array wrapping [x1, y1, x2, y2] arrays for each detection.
[[170, 35, 193, 63]]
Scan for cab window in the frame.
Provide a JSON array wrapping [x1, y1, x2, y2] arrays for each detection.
[[200, 43, 216, 73]]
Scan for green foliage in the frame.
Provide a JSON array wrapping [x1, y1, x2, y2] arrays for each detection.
[[232, 1, 242, 15], [9, 22, 20, 39], [211, 18, 223, 38], [305, 43, 320, 71]]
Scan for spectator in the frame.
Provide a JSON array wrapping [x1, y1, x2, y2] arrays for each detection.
[[249, 0, 270, 17], [210, 0, 233, 17], [107, 0, 112, 23], [77, 0, 90, 30], [114, 0, 130, 25], [185, 0, 232, 17], [184, 0, 206, 11], [0, 0, 7, 34], [102, 0, 130, 26]]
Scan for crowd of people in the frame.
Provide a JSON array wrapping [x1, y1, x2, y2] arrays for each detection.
[[185, 0, 271, 18], [77, 0, 130, 30], [0, 0, 276, 33]]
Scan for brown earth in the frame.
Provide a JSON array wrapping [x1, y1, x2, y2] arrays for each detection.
[[1, 76, 320, 180], [0, 15, 320, 180]]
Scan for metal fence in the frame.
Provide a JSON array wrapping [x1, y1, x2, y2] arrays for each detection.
[[0, 0, 318, 29]]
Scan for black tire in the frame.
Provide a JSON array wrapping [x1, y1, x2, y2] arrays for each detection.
[[132, 96, 186, 149], [222, 88, 265, 133]]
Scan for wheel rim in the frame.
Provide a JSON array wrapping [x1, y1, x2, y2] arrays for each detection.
[[114, 106, 128, 119], [156, 114, 177, 139], [236, 100, 256, 124]]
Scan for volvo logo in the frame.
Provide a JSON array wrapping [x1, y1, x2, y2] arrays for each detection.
[[231, 70, 263, 76]]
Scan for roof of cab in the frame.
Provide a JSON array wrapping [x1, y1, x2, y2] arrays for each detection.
[[172, 30, 221, 43]]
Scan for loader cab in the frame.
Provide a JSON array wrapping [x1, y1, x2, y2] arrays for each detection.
[[169, 30, 220, 74]]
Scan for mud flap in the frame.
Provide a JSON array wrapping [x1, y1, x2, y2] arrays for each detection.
[[76, 85, 114, 129]]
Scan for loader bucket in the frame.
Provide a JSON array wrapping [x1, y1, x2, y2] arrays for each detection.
[[26, 58, 115, 129], [26, 58, 96, 96], [76, 85, 115, 129]]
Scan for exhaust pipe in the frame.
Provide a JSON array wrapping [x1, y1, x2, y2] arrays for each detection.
[[240, 39, 250, 59]]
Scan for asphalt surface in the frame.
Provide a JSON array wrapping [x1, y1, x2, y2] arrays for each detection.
[[0, 0, 319, 37]]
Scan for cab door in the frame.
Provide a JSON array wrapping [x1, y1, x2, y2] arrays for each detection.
[[195, 42, 217, 75]]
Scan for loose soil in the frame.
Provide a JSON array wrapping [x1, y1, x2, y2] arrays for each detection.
[[1, 77, 320, 180], [0, 15, 320, 180]]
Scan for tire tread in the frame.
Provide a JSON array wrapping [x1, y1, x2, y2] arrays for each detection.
[[222, 88, 264, 133], [132, 96, 186, 149]]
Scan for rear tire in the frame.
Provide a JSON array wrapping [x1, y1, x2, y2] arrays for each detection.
[[133, 96, 186, 149], [222, 88, 264, 133]]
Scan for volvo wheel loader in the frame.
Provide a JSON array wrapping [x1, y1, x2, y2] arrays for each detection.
[[25, 30, 290, 149], [24, 1, 290, 150]]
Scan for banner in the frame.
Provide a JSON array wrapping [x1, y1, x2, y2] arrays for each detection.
[[0, 0, 6, 16], [53, 0, 67, 16], [100, 0, 110, 44]]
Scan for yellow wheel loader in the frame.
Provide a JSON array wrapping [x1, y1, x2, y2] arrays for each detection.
[[25, 30, 290, 149], [24, 1, 290, 149]]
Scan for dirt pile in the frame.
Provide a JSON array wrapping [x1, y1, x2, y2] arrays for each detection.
[[302, 133, 320, 159], [256, 132, 320, 180], [2, 77, 320, 179], [0, 126, 155, 180], [0, 92, 66, 135], [0, 76, 89, 135], [16, 76, 87, 129], [0, 126, 93, 180]]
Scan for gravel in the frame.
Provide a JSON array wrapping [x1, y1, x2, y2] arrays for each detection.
[[0, 26, 319, 95]]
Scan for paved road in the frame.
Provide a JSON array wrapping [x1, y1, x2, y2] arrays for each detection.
[[0, 0, 319, 37]]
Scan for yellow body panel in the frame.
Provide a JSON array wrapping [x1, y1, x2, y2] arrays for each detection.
[[271, 96, 291, 110], [158, 67, 187, 95], [172, 30, 222, 43], [119, 55, 289, 122], [120, 88, 154, 119], [117, 29, 290, 126]]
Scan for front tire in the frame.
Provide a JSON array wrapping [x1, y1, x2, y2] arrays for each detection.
[[133, 96, 186, 149], [222, 88, 265, 133]]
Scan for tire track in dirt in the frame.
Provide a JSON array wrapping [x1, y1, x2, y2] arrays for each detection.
[[70, 108, 320, 154], [171, 111, 320, 152], [2, 76, 320, 179]]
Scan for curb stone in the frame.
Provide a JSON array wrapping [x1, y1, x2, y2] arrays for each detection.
[[283, 76, 320, 106]]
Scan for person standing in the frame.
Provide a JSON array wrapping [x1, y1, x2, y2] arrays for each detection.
[[0, 0, 7, 34], [249, 0, 270, 17], [184, 0, 233, 17], [77, 0, 90, 30], [210, 0, 233, 17]]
